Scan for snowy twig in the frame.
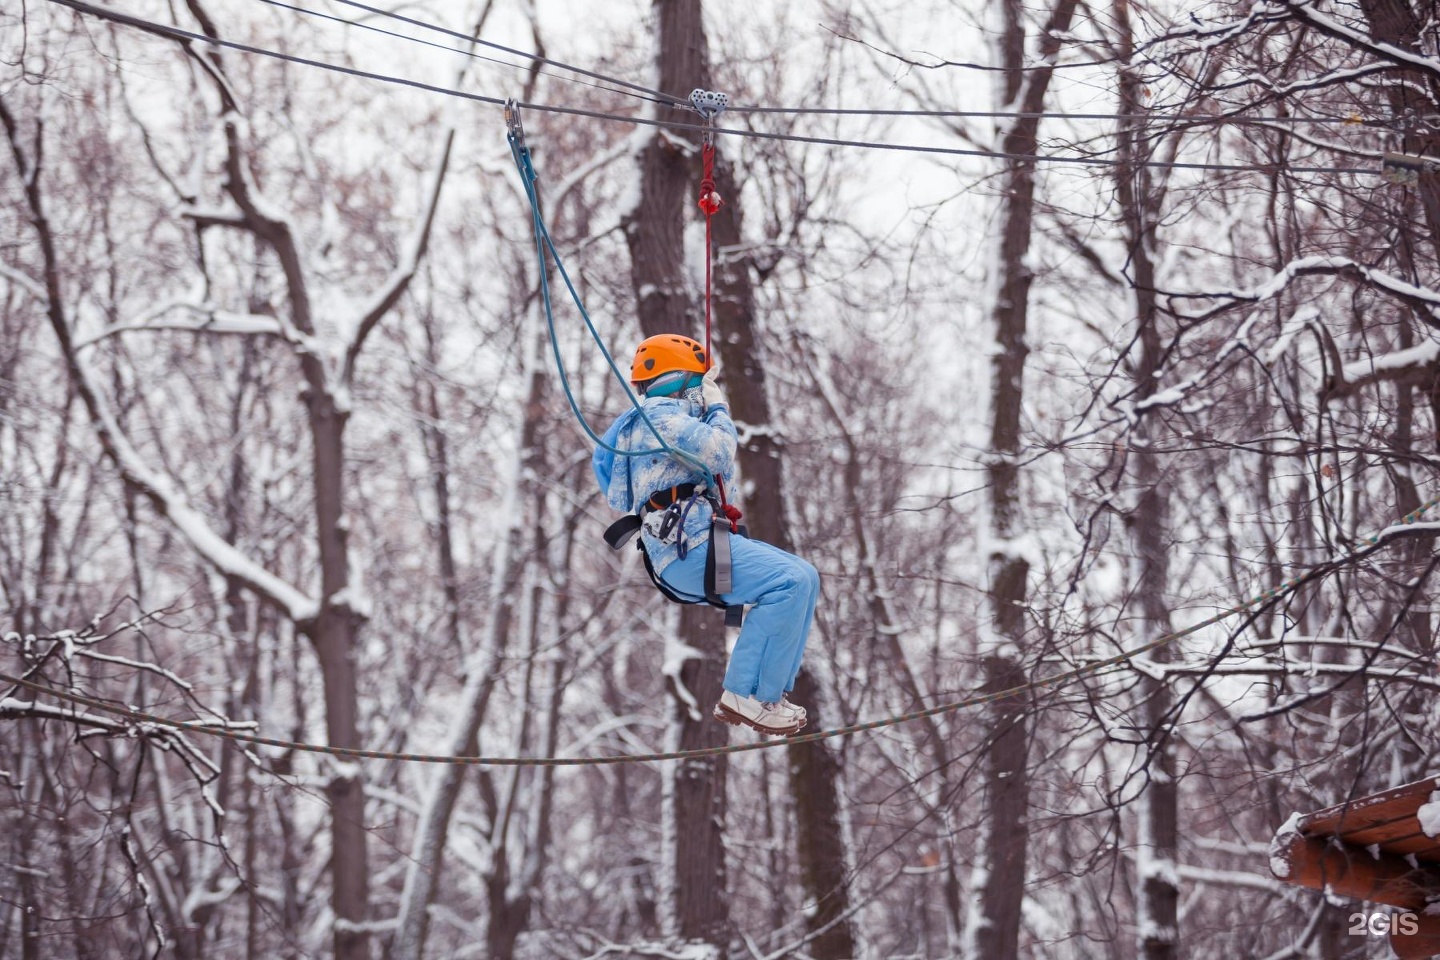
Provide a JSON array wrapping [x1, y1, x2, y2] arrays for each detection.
[[0, 261, 46, 300], [72, 302, 305, 352], [1282, 0, 1440, 82], [1178, 256, 1440, 326], [342, 128, 455, 386]]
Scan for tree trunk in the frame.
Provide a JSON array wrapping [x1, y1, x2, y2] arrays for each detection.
[[1358, 0, 1440, 253], [966, 1, 1078, 957], [390, 296, 541, 960], [627, 1, 860, 952], [304, 390, 370, 960], [623, 2, 730, 951], [1113, 1, 1180, 955], [710, 129, 859, 960]]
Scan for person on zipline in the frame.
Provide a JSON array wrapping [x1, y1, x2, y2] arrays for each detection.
[[592, 334, 818, 736]]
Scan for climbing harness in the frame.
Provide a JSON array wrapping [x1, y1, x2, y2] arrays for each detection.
[[603, 481, 748, 628]]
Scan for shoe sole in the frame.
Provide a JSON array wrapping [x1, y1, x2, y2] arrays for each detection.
[[712, 701, 805, 736]]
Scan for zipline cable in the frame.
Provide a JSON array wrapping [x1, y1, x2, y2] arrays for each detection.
[[264, 0, 1414, 130], [250, 0, 682, 108], [250, 0, 658, 104], [325, 0, 686, 108], [49, 0, 1377, 177], [6, 498, 1438, 767], [728, 105, 1401, 127]]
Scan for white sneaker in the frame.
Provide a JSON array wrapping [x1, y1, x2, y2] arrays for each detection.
[[712, 691, 805, 735], [777, 696, 807, 727]]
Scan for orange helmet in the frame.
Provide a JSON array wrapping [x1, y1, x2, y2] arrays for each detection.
[[630, 334, 709, 384]]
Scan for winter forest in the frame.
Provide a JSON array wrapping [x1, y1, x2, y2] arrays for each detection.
[[4, 0, 1440, 957]]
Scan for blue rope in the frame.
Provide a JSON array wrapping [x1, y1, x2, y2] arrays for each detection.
[[508, 133, 708, 476]]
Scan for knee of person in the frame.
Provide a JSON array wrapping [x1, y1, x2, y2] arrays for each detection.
[[770, 558, 818, 598]]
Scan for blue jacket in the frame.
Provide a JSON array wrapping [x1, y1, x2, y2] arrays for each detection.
[[592, 391, 738, 575]]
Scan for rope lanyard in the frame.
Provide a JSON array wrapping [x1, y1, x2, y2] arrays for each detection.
[[504, 101, 708, 477], [691, 89, 743, 531], [6, 497, 1438, 767]]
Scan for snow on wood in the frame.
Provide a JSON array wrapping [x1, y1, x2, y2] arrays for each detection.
[[1176, 863, 1287, 893], [0, 261, 46, 300], [661, 637, 704, 719], [1341, 339, 1440, 386], [1225, 256, 1440, 317], [1263, 305, 1320, 364], [0, 697, 126, 729], [73, 304, 296, 350], [1285, 2, 1440, 78], [1269, 812, 1304, 880], [1419, 792, 1440, 840], [64, 349, 318, 621], [180, 877, 241, 922]]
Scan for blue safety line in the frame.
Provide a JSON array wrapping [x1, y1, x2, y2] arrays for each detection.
[[508, 133, 708, 477]]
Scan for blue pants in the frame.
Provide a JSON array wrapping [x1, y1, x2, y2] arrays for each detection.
[[660, 535, 819, 703]]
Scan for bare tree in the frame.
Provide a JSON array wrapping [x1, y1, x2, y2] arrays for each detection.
[[621, 3, 731, 951], [2, 1, 454, 952], [963, 1, 1079, 957]]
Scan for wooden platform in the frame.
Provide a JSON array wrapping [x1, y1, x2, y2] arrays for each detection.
[[1270, 776, 1440, 959]]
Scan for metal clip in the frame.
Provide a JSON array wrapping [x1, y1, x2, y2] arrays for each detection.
[[504, 98, 526, 148], [689, 88, 730, 120], [656, 503, 683, 544], [689, 88, 730, 147]]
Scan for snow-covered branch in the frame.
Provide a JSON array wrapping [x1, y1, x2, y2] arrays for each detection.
[[71, 362, 317, 620], [1282, 0, 1440, 82], [0, 261, 46, 300], [341, 128, 455, 386], [1183, 256, 1440, 323], [1333, 339, 1440, 397], [1221, 62, 1397, 100], [3, 95, 318, 625], [72, 301, 302, 350]]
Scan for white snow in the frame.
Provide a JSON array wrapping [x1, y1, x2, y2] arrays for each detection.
[[661, 637, 704, 719], [1263, 305, 1320, 364], [1176, 863, 1286, 893], [1342, 339, 1440, 385], [1268, 812, 1303, 879], [1133, 387, 1187, 412], [1417, 790, 1440, 839], [332, 916, 399, 934], [181, 878, 241, 921], [1138, 854, 1180, 888]]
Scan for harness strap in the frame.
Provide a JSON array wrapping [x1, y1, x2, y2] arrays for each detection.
[[647, 483, 699, 512], [603, 508, 747, 627], [640, 541, 708, 606], [706, 517, 733, 597], [705, 518, 746, 628], [603, 513, 644, 550]]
